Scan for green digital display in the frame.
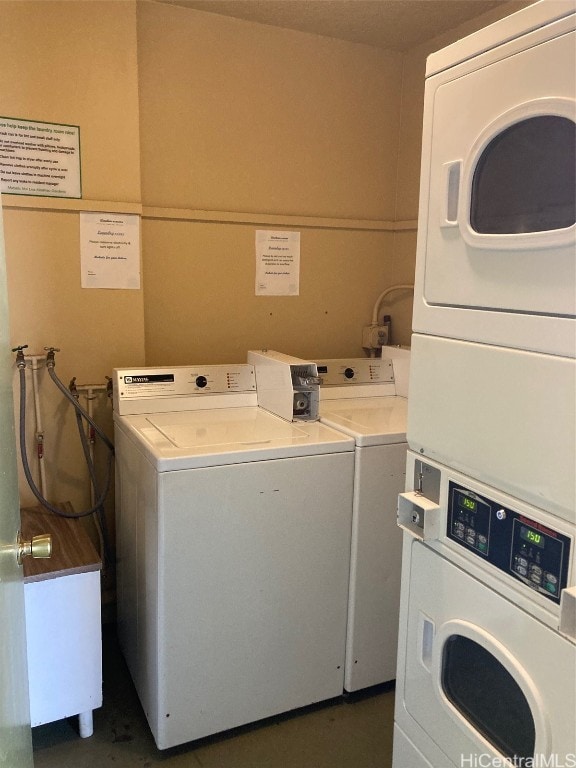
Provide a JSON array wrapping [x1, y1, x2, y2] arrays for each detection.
[[459, 494, 477, 512], [520, 526, 545, 549]]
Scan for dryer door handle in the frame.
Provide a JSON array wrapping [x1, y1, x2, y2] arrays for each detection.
[[419, 613, 435, 671], [441, 160, 461, 227]]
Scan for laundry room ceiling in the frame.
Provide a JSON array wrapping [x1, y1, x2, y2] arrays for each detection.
[[153, 0, 520, 51]]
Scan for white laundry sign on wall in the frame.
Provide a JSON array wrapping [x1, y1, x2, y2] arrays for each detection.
[[255, 230, 300, 296], [80, 212, 141, 289], [0, 117, 81, 198]]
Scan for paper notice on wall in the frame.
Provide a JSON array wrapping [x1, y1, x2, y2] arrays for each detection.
[[80, 212, 141, 289], [255, 230, 300, 296], [0, 117, 81, 198]]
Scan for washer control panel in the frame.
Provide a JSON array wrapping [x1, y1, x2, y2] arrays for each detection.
[[447, 481, 571, 603], [314, 358, 394, 386], [113, 365, 257, 414]]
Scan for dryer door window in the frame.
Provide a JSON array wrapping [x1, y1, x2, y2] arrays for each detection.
[[470, 115, 576, 235], [441, 634, 535, 760]]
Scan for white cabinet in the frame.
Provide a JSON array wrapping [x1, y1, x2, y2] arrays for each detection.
[[21, 506, 102, 737]]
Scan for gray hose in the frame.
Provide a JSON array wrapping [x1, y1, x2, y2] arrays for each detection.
[[18, 364, 114, 519], [73, 404, 111, 566], [47, 364, 114, 452]]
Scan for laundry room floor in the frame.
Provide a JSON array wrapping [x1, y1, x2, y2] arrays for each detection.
[[31, 626, 395, 768]]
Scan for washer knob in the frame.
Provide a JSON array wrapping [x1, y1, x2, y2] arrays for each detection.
[[195, 376, 208, 388], [344, 368, 355, 379]]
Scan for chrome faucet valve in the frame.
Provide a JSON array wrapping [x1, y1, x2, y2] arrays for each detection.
[[12, 344, 29, 369], [44, 346, 60, 368]]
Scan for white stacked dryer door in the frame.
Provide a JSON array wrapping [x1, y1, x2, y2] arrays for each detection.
[[113, 365, 355, 750], [316, 357, 408, 692]]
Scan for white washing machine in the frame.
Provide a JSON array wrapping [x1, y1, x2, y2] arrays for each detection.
[[394, 451, 576, 768], [314, 353, 409, 692], [112, 364, 355, 750]]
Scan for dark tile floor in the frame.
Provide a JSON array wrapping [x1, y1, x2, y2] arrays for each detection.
[[32, 626, 395, 768]]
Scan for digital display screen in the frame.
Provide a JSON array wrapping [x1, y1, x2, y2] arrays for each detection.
[[520, 526, 545, 549], [459, 493, 477, 512]]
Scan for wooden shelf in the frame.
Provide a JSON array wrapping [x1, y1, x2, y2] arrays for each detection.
[[20, 503, 101, 583]]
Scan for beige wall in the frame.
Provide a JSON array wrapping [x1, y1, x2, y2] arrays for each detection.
[[138, 3, 403, 220], [142, 219, 396, 364], [137, 1, 406, 363]]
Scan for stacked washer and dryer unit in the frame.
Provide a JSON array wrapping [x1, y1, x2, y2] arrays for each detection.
[[393, 2, 576, 767]]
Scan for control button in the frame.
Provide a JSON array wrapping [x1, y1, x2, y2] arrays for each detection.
[[477, 540, 488, 553], [455, 522, 465, 532], [478, 535, 487, 545], [455, 528, 465, 539], [466, 535, 476, 546], [466, 527, 475, 538], [530, 573, 542, 585], [517, 557, 528, 568], [516, 566, 528, 577], [344, 368, 355, 379], [545, 581, 558, 594], [545, 573, 558, 585], [195, 376, 208, 388], [529, 565, 543, 577]]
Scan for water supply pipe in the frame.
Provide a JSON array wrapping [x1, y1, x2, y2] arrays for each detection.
[[14, 345, 114, 519], [21, 351, 49, 498], [72, 382, 108, 507], [371, 284, 414, 326]]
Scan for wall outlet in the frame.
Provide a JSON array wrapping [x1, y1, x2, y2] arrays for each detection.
[[362, 324, 390, 350]]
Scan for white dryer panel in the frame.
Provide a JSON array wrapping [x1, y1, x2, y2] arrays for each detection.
[[392, 723, 440, 768], [426, 0, 576, 76], [407, 334, 576, 524], [395, 539, 576, 765]]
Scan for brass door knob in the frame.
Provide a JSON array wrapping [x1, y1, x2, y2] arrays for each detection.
[[17, 533, 52, 565]]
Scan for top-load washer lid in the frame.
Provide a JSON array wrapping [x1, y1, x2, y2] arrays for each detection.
[[319, 396, 407, 447], [114, 406, 355, 471]]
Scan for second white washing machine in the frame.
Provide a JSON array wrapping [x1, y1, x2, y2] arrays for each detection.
[[113, 364, 355, 749], [314, 352, 409, 692]]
